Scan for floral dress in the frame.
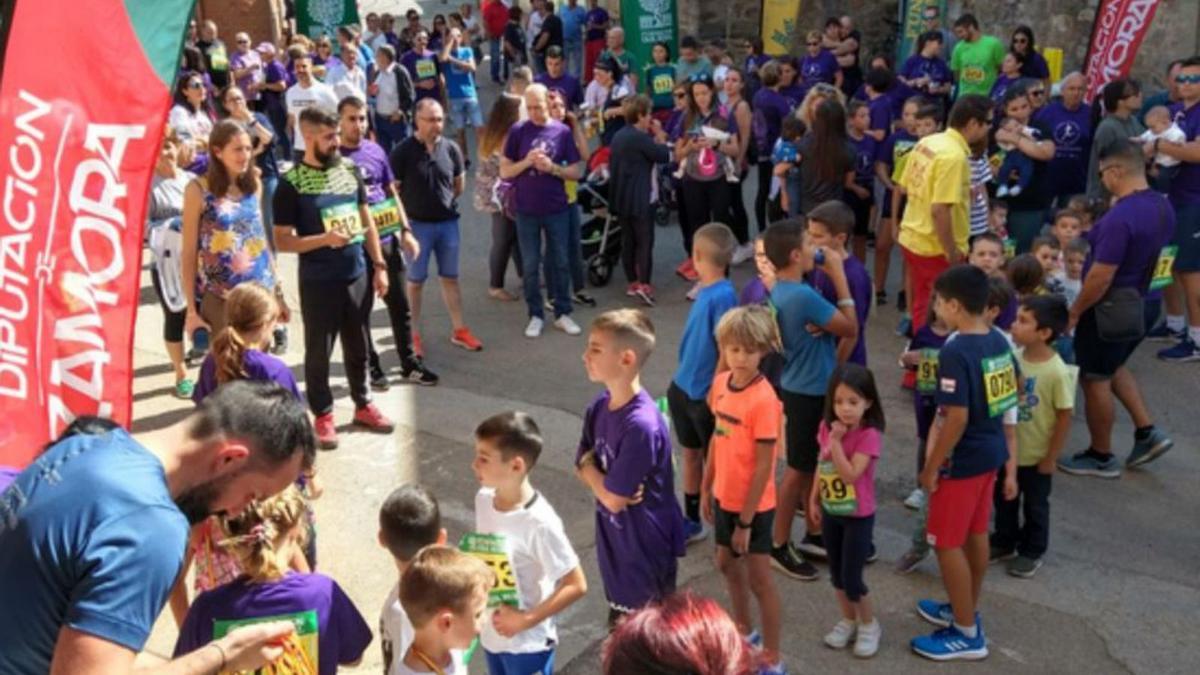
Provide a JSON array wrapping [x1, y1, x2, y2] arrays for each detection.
[[196, 186, 275, 298]]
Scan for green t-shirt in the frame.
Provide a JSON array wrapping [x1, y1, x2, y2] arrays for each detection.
[[950, 35, 1006, 98], [1015, 352, 1077, 465], [644, 64, 677, 110], [601, 49, 638, 84]]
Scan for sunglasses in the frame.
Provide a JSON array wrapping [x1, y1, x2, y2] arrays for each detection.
[[237, 39, 250, 44], [187, 81, 205, 90], [1029, 89, 1045, 97], [1176, 74, 1200, 84], [673, 92, 686, 99]]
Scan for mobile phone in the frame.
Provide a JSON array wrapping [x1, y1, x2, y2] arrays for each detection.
[[813, 247, 826, 266]]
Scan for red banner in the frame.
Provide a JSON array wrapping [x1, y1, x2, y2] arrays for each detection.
[[1083, 0, 1162, 102], [0, 0, 192, 466]]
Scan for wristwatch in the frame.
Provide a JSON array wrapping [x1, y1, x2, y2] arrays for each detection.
[[736, 518, 753, 529], [373, 260, 387, 271]]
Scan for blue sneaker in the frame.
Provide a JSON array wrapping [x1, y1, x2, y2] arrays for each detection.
[[746, 629, 763, 649], [683, 518, 709, 545], [1146, 323, 1185, 342], [911, 623, 988, 661], [896, 314, 913, 337], [1157, 338, 1200, 362], [1126, 428, 1174, 468], [1058, 450, 1121, 478], [916, 599, 953, 627], [757, 660, 787, 675]]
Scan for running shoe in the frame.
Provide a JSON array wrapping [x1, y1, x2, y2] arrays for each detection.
[[875, 290, 887, 306], [451, 327, 484, 351], [824, 619, 856, 649], [573, 291, 597, 307], [370, 366, 391, 392], [173, 379, 195, 400], [683, 518, 709, 545], [634, 283, 656, 307], [915, 599, 953, 628], [853, 619, 881, 658], [524, 317, 544, 338], [1157, 337, 1200, 362], [554, 315, 582, 335], [399, 360, 439, 386], [1126, 428, 1174, 468], [903, 488, 926, 510], [796, 533, 827, 560], [894, 547, 930, 575], [353, 404, 395, 433], [770, 543, 819, 581], [1058, 450, 1121, 478], [911, 621, 987, 661], [1006, 555, 1042, 578], [1146, 323, 1185, 342], [314, 413, 338, 450], [988, 545, 1016, 564]]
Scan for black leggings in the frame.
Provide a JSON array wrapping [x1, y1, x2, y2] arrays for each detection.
[[821, 512, 874, 602], [620, 213, 655, 285], [489, 211, 523, 290], [150, 268, 185, 343], [680, 178, 731, 255], [299, 274, 372, 416], [365, 237, 418, 373], [754, 160, 774, 233], [727, 168, 750, 245]]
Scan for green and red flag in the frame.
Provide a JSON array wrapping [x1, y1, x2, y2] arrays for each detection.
[[0, 0, 195, 466]]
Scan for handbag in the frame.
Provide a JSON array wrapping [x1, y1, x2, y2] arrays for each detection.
[[1092, 197, 1167, 342]]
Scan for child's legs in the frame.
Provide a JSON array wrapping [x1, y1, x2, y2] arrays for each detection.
[[775, 392, 824, 545], [821, 511, 853, 620], [990, 463, 1020, 552], [667, 382, 713, 513], [715, 546, 752, 632], [747, 552, 783, 660], [785, 171, 803, 217], [928, 472, 995, 626], [833, 514, 874, 620], [1018, 467, 1052, 559], [1011, 152, 1034, 189], [911, 498, 931, 553]]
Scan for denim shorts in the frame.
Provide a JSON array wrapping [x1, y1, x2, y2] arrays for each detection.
[[407, 219, 461, 282], [448, 97, 483, 129]]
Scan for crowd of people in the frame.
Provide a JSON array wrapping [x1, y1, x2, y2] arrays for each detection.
[[0, 4, 1197, 675]]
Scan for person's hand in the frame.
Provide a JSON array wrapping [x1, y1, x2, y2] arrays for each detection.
[[628, 483, 646, 506], [900, 350, 922, 367], [401, 231, 421, 259], [829, 420, 848, 441], [1037, 457, 1056, 475], [1003, 474, 1018, 501], [1067, 309, 1080, 332], [944, 248, 963, 266], [324, 229, 352, 249], [373, 267, 389, 298], [919, 467, 939, 494], [491, 605, 531, 638], [185, 309, 209, 336], [821, 246, 846, 276], [532, 153, 556, 173], [275, 294, 291, 324], [853, 184, 870, 199], [807, 496, 822, 530], [731, 524, 751, 555], [218, 620, 295, 672], [524, 147, 546, 167], [700, 491, 714, 524]]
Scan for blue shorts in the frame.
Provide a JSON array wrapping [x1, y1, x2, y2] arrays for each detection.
[[1171, 203, 1200, 273], [484, 648, 554, 675], [449, 98, 483, 129], [408, 219, 461, 282]]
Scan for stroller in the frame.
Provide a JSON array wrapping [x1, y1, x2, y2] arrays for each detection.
[[577, 147, 622, 287]]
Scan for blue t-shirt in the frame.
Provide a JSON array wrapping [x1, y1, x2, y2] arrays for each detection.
[[934, 330, 1016, 478], [772, 279, 837, 395], [560, 5, 588, 44], [443, 47, 478, 101], [672, 279, 738, 400], [0, 429, 189, 673]]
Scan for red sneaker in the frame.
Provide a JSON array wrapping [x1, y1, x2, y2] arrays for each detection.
[[353, 404, 395, 433], [626, 283, 639, 297], [635, 283, 655, 307], [675, 259, 693, 280], [314, 413, 338, 450], [451, 327, 484, 351], [412, 331, 424, 358]]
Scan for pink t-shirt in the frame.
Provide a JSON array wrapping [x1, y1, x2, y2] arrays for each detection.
[[816, 421, 881, 518]]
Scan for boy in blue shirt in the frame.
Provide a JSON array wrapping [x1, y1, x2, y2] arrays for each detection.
[[763, 218, 858, 580], [912, 265, 1017, 661], [667, 223, 740, 542]]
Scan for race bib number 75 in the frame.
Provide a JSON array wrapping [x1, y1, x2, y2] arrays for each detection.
[[982, 353, 1018, 417]]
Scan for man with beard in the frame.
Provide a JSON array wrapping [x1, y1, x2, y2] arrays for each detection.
[[274, 107, 396, 450], [0, 381, 314, 674], [337, 96, 438, 388]]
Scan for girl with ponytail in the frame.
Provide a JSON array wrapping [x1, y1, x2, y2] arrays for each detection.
[[192, 282, 300, 403], [173, 488, 373, 675]]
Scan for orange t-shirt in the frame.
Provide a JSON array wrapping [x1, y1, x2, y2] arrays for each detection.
[[709, 372, 782, 513]]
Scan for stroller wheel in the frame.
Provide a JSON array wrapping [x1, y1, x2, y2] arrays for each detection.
[[588, 256, 613, 287], [654, 205, 671, 227]]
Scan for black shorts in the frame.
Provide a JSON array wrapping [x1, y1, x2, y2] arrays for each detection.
[[782, 390, 824, 473], [845, 190, 872, 236], [880, 188, 895, 218], [714, 502, 775, 555], [667, 381, 715, 451], [1075, 298, 1160, 379]]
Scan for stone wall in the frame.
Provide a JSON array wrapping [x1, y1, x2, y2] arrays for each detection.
[[195, 0, 288, 47]]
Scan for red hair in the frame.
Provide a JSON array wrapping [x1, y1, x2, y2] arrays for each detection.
[[602, 592, 755, 675]]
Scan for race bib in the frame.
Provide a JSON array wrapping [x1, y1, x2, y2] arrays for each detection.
[[416, 58, 438, 79], [460, 532, 519, 607], [1150, 245, 1178, 291], [652, 73, 674, 94], [982, 353, 1018, 417], [1003, 238, 1017, 260], [917, 349, 939, 394], [963, 65, 985, 84], [209, 45, 229, 72], [320, 202, 365, 244], [369, 197, 403, 237], [818, 460, 857, 516], [213, 610, 317, 674]]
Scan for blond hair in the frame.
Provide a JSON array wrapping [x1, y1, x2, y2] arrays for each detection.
[[212, 283, 278, 385], [399, 546, 494, 628], [221, 486, 308, 582], [716, 306, 782, 354], [694, 222, 737, 269], [590, 309, 657, 366]]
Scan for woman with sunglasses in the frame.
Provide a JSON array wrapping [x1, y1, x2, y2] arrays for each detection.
[[800, 30, 843, 92], [723, 68, 755, 260], [1087, 79, 1145, 200], [995, 84, 1057, 253], [311, 37, 333, 79], [1010, 26, 1050, 84], [170, 72, 216, 174], [429, 14, 448, 52]]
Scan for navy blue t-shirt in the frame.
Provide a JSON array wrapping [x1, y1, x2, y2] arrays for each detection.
[[273, 159, 370, 282], [934, 330, 1017, 478], [0, 429, 189, 673], [672, 279, 738, 400], [1034, 101, 1092, 199]]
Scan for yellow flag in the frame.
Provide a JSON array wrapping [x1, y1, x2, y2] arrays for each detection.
[[761, 0, 802, 55]]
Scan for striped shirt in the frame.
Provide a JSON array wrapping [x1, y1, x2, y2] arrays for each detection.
[[969, 154, 992, 236]]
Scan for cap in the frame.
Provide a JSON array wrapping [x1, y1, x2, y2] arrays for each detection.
[[255, 42, 277, 56]]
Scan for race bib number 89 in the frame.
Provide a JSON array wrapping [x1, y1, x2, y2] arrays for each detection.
[[818, 460, 857, 516], [982, 353, 1018, 417]]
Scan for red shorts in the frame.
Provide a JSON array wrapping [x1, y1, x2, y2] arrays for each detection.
[[901, 246, 951, 332], [926, 471, 996, 550]]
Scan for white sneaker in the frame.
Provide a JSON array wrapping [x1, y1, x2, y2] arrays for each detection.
[[824, 619, 856, 649], [553, 315, 582, 335], [903, 488, 926, 511], [686, 281, 701, 301], [524, 316, 544, 338], [1008, 185, 1023, 197], [996, 184, 1010, 198], [853, 619, 881, 658], [731, 243, 755, 265]]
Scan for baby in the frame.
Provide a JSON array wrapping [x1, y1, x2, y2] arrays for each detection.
[[1138, 105, 1186, 193], [995, 117, 1036, 198]]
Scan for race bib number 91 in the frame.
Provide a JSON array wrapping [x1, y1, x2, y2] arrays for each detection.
[[460, 532, 519, 608], [982, 353, 1018, 417], [917, 349, 939, 394], [320, 202, 365, 244]]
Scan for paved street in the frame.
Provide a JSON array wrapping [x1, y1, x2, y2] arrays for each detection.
[[133, 64, 1200, 675]]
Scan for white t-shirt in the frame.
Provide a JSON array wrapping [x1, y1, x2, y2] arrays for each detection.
[[167, 105, 213, 146], [327, 63, 368, 102], [474, 488, 580, 655], [526, 10, 545, 47], [1138, 124, 1187, 166], [380, 583, 467, 675], [285, 81, 339, 151]]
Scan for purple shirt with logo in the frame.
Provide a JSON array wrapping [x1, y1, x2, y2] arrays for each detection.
[[536, 72, 584, 109], [801, 49, 839, 87], [577, 389, 685, 611], [503, 119, 581, 216], [810, 254, 872, 365], [752, 88, 794, 156], [1034, 101, 1093, 199], [401, 49, 442, 101], [340, 141, 395, 205], [193, 349, 302, 404], [867, 95, 892, 136], [1085, 189, 1176, 291], [850, 133, 878, 186], [900, 55, 952, 92], [230, 49, 263, 101], [1169, 100, 1200, 206]]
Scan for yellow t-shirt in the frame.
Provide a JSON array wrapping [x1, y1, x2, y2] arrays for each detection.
[[897, 128, 971, 258], [1015, 352, 1077, 466]]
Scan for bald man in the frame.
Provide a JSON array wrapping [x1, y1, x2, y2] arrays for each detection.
[[1034, 72, 1093, 206], [197, 19, 230, 88], [600, 26, 638, 89]]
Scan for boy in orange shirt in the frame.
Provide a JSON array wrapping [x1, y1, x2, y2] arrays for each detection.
[[700, 306, 785, 675]]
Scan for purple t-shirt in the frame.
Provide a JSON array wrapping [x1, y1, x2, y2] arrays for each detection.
[[192, 349, 302, 404], [263, 60, 289, 116], [503, 119, 581, 216], [810, 254, 872, 365], [867, 95, 892, 136], [995, 293, 1018, 331], [779, 83, 807, 109], [340, 141, 395, 205], [752, 88, 794, 157], [900, 55, 952, 92], [877, 129, 917, 175], [1034, 101, 1093, 199], [585, 8, 609, 41], [1085, 189, 1176, 291], [230, 49, 263, 101], [800, 50, 839, 87], [577, 389, 685, 610], [173, 573, 372, 675], [1169, 100, 1200, 206], [401, 49, 442, 101], [990, 73, 1020, 107], [536, 72, 584, 109], [850, 133, 878, 187], [740, 277, 769, 306]]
